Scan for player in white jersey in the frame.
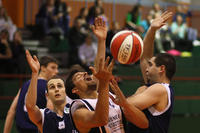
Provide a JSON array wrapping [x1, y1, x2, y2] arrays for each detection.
[[65, 17, 148, 133]]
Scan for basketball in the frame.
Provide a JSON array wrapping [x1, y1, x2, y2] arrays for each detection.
[[110, 30, 143, 64]]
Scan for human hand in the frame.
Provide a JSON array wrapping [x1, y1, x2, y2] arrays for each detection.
[[150, 11, 173, 31], [109, 79, 127, 107], [92, 17, 107, 41], [25, 50, 40, 74], [90, 56, 114, 83]]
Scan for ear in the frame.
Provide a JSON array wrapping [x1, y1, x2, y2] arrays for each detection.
[[40, 65, 46, 72], [72, 88, 79, 94], [160, 65, 165, 73]]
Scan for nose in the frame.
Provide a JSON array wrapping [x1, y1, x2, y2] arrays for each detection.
[[55, 69, 59, 75]]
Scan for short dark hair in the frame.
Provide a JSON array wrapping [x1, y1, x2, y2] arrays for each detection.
[[154, 53, 176, 81], [46, 75, 65, 92], [40, 56, 58, 67], [65, 64, 86, 99]]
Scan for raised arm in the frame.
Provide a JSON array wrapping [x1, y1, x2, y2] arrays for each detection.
[[73, 57, 114, 132], [92, 17, 107, 72], [3, 89, 20, 133], [25, 50, 42, 132], [141, 11, 172, 83], [109, 79, 148, 129]]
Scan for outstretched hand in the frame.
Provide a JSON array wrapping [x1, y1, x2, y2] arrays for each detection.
[[92, 17, 107, 40], [90, 56, 114, 82], [150, 11, 173, 31], [26, 50, 40, 74], [109, 79, 127, 107]]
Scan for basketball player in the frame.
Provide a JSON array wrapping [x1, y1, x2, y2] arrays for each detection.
[[65, 17, 148, 133], [3, 55, 58, 133], [111, 11, 176, 133], [25, 50, 76, 133]]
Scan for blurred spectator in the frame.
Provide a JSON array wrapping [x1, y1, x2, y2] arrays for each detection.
[[171, 14, 193, 55], [35, 0, 64, 39], [54, 0, 70, 36], [125, 4, 144, 35], [0, 6, 17, 41], [149, 3, 162, 18], [140, 14, 152, 38], [87, 0, 104, 24], [68, 18, 86, 66], [78, 32, 97, 70], [106, 21, 121, 58], [10, 30, 26, 73], [0, 29, 12, 73], [76, 7, 89, 31]]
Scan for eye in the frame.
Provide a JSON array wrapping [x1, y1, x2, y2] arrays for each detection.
[[49, 85, 55, 90], [57, 84, 63, 88]]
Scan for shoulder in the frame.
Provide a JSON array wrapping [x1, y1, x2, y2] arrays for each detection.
[[147, 83, 167, 96]]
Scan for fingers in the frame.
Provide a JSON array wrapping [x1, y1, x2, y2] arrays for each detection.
[[109, 94, 115, 101], [94, 16, 105, 27], [89, 66, 97, 75], [104, 56, 110, 70], [33, 55, 39, 62], [161, 11, 173, 23], [108, 59, 115, 72]]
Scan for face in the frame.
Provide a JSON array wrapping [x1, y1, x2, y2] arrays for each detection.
[[145, 57, 160, 84], [42, 62, 58, 80], [47, 79, 66, 105], [72, 72, 97, 92]]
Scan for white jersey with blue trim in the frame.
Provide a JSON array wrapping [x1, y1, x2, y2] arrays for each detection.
[[71, 95, 125, 133]]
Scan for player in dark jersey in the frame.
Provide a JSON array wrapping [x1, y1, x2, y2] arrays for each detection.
[[114, 11, 176, 133], [25, 50, 76, 133], [3, 55, 58, 133]]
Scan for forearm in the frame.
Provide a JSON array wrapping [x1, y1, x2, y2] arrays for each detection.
[[93, 81, 109, 125], [26, 73, 38, 109], [3, 90, 20, 133], [94, 39, 106, 71], [122, 101, 148, 129], [142, 26, 156, 60]]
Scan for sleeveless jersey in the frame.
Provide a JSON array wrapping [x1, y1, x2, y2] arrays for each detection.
[[70, 96, 125, 133], [16, 79, 47, 131], [127, 83, 174, 133], [40, 103, 78, 133]]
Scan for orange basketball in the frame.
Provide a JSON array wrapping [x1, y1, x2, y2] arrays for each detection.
[[110, 30, 143, 64]]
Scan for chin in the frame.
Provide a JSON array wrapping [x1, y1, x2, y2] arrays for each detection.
[[88, 84, 97, 90]]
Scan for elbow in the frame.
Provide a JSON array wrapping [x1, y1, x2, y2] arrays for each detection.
[[25, 102, 34, 112], [139, 119, 149, 129], [95, 116, 108, 126]]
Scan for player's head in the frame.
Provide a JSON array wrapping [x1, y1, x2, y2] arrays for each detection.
[[146, 53, 176, 84], [40, 56, 59, 80], [65, 65, 97, 99], [46, 75, 66, 105]]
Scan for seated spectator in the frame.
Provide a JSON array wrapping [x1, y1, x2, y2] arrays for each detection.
[[10, 30, 26, 73], [87, 0, 104, 24], [0, 29, 12, 73], [35, 0, 64, 39], [125, 4, 144, 35], [68, 18, 86, 66], [76, 7, 89, 30], [0, 6, 17, 41], [106, 21, 121, 58], [54, 0, 70, 36], [78, 32, 97, 71], [149, 3, 162, 18], [171, 14, 193, 55]]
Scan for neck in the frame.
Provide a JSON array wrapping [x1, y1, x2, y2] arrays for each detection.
[[53, 101, 67, 116], [81, 90, 98, 99], [38, 72, 48, 80]]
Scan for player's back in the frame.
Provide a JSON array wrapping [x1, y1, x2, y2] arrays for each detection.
[[16, 79, 47, 132]]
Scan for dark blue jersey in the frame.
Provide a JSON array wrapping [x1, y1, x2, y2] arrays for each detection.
[[127, 83, 174, 133], [16, 79, 47, 131], [41, 103, 77, 133]]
